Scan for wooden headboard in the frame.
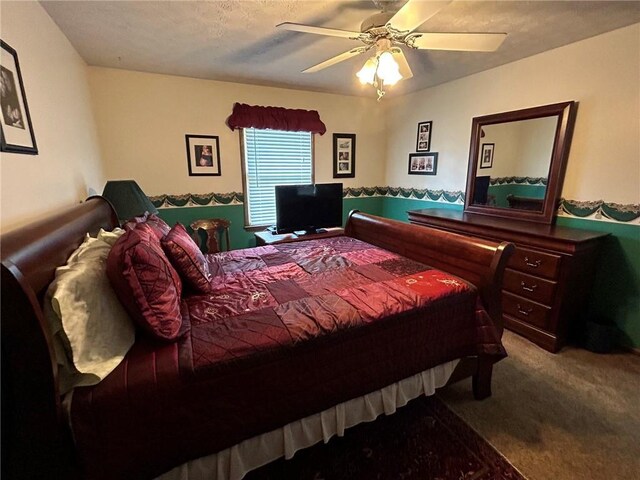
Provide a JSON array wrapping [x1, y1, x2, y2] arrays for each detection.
[[1, 196, 118, 479]]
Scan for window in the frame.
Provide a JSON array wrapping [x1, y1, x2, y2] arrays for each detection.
[[242, 128, 313, 227]]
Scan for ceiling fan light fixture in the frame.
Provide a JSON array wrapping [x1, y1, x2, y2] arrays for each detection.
[[377, 51, 402, 86], [356, 57, 377, 85], [356, 49, 403, 99]]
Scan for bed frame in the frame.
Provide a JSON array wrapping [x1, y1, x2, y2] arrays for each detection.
[[1, 196, 513, 480]]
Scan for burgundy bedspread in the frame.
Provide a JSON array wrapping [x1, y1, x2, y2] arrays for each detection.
[[70, 236, 505, 480]]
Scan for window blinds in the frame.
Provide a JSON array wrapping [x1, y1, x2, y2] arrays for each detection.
[[243, 128, 313, 226]]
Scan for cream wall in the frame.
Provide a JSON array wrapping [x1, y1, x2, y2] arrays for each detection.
[[385, 23, 640, 204], [88, 68, 386, 197], [478, 117, 556, 178], [0, 1, 104, 232]]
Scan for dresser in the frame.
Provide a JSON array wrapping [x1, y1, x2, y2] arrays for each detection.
[[408, 208, 609, 352]]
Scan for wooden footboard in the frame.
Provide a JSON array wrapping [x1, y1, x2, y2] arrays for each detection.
[[345, 210, 515, 399], [345, 210, 514, 334]]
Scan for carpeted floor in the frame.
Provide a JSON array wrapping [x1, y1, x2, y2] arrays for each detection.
[[246, 395, 525, 480], [246, 330, 639, 480], [439, 331, 640, 480]]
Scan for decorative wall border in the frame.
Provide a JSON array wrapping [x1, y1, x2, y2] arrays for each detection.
[[558, 199, 640, 223], [489, 176, 547, 186], [149, 188, 639, 223], [149, 192, 243, 208], [343, 186, 465, 204]]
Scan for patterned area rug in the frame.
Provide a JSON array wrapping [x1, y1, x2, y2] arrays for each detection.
[[246, 395, 525, 480]]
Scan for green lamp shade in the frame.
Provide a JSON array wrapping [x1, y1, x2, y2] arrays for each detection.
[[102, 180, 158, 222]]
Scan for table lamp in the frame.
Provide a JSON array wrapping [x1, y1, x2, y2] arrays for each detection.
[[102, 180, 158, 224]]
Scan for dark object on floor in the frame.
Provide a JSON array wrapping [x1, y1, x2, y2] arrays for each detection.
[[246, 395, 526, 480], [584, 318, 616, 353]]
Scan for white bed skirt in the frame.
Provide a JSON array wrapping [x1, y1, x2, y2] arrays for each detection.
[[157, 359, 460, 480]]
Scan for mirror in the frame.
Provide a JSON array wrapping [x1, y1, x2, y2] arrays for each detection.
[[464, 101, 578, 224]]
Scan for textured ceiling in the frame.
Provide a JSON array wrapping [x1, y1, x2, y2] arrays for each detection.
[[40, 0, 640, 99]]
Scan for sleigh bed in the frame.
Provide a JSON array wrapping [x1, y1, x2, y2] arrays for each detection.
[[1, 196, 513, 480]]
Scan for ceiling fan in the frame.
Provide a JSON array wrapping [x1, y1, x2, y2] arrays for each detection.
[[277, 0, 507, 100]]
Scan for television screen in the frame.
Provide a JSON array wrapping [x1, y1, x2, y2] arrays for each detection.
[[275, 183, 343, 234]]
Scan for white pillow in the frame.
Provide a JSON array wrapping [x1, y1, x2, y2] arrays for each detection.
[[97, 227, 125, 246], [45, 230, 134, 394]]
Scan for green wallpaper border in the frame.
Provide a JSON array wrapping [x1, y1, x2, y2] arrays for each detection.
[[490, 176, 547, 186], [150, 187, 639, 224], [560, 199, 640, 223]]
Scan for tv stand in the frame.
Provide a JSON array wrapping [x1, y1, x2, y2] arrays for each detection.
[[255, 227, 344, 246], [294, 228, 328, 236]]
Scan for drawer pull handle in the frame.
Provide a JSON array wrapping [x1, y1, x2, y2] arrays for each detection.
[[524, 256, 542, 268], [517, 304, 534, 316], [520, 281, 538, 292]]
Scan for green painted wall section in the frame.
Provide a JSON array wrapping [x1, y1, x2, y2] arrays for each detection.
[[488, 184, 547, 208], [343, 196, 384, 220], [157, 204, 255, 250], [556, 216, 640, 350], [381, 196, 462, 222]]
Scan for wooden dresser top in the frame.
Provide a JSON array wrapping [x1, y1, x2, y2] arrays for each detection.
[[407, 208, 609, 245]]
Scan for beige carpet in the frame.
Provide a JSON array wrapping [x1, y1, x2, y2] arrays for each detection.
[[438, 331, 640, 480]]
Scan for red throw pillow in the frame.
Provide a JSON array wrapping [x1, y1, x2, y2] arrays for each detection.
[[107, 223, 183, 341], [122, 211, 150, 230], [162, 223, 213, 294], [123, 211, 171, 240]]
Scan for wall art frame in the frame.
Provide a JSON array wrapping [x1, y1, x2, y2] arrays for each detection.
[[186, 134, 221, 176], [408, 152, 438, 175], [0, 40, 38, 155], [333, 133, 356, 178], [416, 121, 432, 152], [480, 143, 494, 169]]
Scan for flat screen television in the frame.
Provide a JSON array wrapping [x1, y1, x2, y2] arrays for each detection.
[[275, 183, 343, 234]]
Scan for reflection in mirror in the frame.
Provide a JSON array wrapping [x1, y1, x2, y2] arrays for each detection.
[[473, 116, 557, 212], [464, 101, 577, 225]]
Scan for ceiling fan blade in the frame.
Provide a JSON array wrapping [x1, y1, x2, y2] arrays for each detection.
[[302, 48, 367, 73], [277, 22, 361, 39], [392, 49, 413, 80], [412, 32, 507, 52], [387, 0, 452, 33]]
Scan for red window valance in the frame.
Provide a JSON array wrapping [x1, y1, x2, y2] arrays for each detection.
[[226, 103, 326, 135]]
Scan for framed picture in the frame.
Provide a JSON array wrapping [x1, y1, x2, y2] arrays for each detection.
[[416, 121, 432, 152], [333, 133, 356, 178], [408, 152, 438, 175], [185, 134, 221, 176], [480, 143, 495, 169], [1, 40, 38, 154]]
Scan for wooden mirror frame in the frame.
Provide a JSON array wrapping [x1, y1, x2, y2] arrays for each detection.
[[464, 101, 578, 224]]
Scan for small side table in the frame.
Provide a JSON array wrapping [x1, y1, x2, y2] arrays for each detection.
[[191, 218, 231, 253], [255, 228, 344, 246]]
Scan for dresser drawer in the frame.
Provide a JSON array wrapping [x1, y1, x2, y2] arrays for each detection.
[[503, 269, 557, 305], [502, 292, 551, 329], [508, 247, 561, 279]]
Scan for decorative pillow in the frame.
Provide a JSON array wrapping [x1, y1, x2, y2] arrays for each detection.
[[162, 223, 213, 293], [123, 211, 170, 240], [44, 234, 135, 394], [107, 223, 183, 341]]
